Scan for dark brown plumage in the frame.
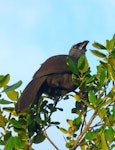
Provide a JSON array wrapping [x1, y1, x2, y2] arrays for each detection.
[[15, 41, 89, 113]]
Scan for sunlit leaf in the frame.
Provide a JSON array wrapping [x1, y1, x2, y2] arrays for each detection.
[[106, 39, 115, 50], [67, 119, 73, 127], [91, 50, 106, 58], [6, 90, 19, 100], [107, 64, 115, 81], [98, 108, 107, 119], [108, 57, 115, 70], [3, 80, 22, 92], [0, 112, 6, 127], [101, 133, 109, 150], [58, 127, 68, 134], [0, 74, 10, 88], [93, 42, 106, 50], [77, 55, 89, 73], [88, 91, 97, 107], [74, 94, 82, 102], [66, 57, 78, 75]]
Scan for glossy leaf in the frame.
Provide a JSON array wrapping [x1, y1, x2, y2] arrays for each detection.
[[6, 90, 18, 100], [67, 119, 73, 127], [107, 64, 115, 81], [74, 94, 82, 102], [108, 57, 115, 70], [91, 50, 106, 58], [98, 108, 107, 119], [73, 116, 82, 125], [106, 39, 115, 50], [3, 80, 22, 92], [101, 133, 109, 150], [66, 57, 78, 75], [88, 91, 97, 107], [58, 127, 68, 134], [93, 42, 106, 50], [77, 55, 89, 73], [33, 133, 45, 144], [0, 74, 10, 88]]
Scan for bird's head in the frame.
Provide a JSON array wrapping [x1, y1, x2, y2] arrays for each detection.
[[69, 40, 89, 59]]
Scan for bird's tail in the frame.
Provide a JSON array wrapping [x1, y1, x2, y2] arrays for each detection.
[[15, 77, 46, 113]]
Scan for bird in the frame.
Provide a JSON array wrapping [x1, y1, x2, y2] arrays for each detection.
[[15, 41, 89, 113]]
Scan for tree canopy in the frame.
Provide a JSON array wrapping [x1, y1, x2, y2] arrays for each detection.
[[0, 35, 115, 150]]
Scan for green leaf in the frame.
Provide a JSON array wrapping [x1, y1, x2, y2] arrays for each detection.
[[0, 112, 6, 127], [86, 75, 96, 84], [101, 133, 109, 150], [3, 80, 22, 92], [67, 119, 73, 127], [58, 127, 68, 134], [77, 55, 89, 73], [66, 57, 78, 75], [96, 67, 106, 86], [6, 90, 19, 100], [33, 133, 46, 144], [107, 64, 115, 81], [10, 118, 22, 128], [108, 57, 115, 70], [98, 108, 107, 119], [112, 34, 115, 41], [4, 136, 25, 150], [91, 50, 106, 58], [88, 91, 97, 107], [93, 42, 106, 50], [85, 131, 94, 140], [105, 127, 115, 143], [73, 116, 82, 125], [0, 99, 13, 104], [3, 107, 14, 112], [0, 74, 10, 88], [106, 39, 115, 50]]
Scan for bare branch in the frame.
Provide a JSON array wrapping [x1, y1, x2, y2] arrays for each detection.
[[70, 110, 97, 150], [43, 130, 59, 150]]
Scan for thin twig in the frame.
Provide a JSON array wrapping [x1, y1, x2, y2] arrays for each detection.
[[43, 130, 59, 150], [70, 110, 97, 150]]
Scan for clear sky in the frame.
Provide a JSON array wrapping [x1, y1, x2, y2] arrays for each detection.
[[0, 0, 115, 150]]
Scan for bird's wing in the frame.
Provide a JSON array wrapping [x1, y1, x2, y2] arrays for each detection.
[[15, 76, 47, 113], [33, 55, 77, 79]]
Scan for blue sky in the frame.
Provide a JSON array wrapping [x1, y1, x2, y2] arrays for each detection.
[[0, 0, 115, 149]]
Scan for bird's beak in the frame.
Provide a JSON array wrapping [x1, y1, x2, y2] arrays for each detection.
[[80, 40, 89, 49]]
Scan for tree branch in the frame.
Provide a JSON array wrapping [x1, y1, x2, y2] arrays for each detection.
[[43, 130, 59, 150], [70, 110, 97, 150]]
